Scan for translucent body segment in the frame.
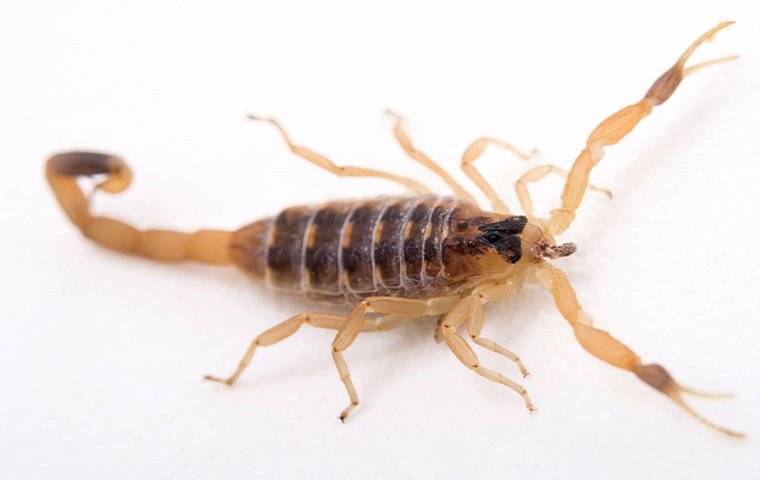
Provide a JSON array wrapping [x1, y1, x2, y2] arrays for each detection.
[[341, 199, 391, 293], [267, 206, 314, 289], [305, 201, 355, 292], [402, 197, 441, 287], [440, 202, 495, 280], [423, 197, 459, 281], [373, 197, 421, 289], [231, 219, 272, 278]]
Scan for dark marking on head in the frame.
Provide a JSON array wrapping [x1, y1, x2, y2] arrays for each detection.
[[445, 236, 487, 257], [479, 216, 528, 235], [480, 232, 522, 263], [441, 235, 486, 279], [477, 215, 527, 263]]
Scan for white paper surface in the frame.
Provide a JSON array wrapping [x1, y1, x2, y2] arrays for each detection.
[[2, 2, 759, 478]]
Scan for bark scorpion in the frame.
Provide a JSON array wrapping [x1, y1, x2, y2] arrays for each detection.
[[45, 22, 742, 436]]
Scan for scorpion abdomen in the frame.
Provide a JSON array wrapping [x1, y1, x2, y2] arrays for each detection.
[[230, 195, 516, 302]]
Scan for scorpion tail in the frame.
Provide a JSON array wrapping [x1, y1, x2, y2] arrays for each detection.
[[45, 151, 233, 265]]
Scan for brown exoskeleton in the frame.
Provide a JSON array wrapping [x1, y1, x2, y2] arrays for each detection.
[[45, 22, 742, 436]]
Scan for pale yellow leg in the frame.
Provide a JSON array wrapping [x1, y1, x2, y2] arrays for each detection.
[[461, 137, 537, 214], [516, 164, 612, 219], [434, 316, 445, 343], [385, 110, 477, 203], [204, 312, 345, 385], [534, 262, 743, 437], [360, 314, 417, 332], [466, 280, 529, 377], [248, 115, 433, 194], [440, 284, 535, 411], [332, 295, 459, 421], [205, 295, 458, 394]]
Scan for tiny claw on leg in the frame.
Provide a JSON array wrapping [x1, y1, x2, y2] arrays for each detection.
[[589, 183, 613, 199], [525, 147, 540, 160], [203, 374, 236, 386], [513, 358, 529, 378], [383, 108, 402, 121], [339, 402, 358, 423], [519, 387, 536, 413], [525, 398, 537, 413], [246, 113, 267, 122]]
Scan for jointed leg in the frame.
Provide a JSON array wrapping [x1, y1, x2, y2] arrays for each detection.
[[440, 284, 535, 411], [385, 110, 477, 203], [466, 280, 529, 377], [332, 295, 459, 421], [204, 295, 453, 388], [535, 263, 742, 437], [461, 137, 537, 214], [204, 312, 345, 385], [360, 313, 417, 332], [547, 21, 737, 235], [467, 305, 529, 378], [516, 164, 612, 220], [248, 115, 433, 194]]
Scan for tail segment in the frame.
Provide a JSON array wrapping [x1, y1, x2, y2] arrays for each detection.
[[45, 151, 233, 265]]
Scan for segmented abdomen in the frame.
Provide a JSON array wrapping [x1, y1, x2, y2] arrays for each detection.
[[230, 196, 464, 302]]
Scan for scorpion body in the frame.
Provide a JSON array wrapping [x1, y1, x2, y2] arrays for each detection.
[[232, 196, 543, 302], [45, 22, 742, 436]]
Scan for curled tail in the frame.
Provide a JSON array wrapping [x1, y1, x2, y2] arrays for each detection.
[[45, 151, 233, 265]]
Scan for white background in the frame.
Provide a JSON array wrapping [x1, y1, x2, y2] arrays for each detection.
[[2, 1, 759, 479]]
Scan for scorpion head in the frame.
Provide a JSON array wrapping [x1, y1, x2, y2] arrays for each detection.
[[443, 207, 575, 281], [478, 216, 576, 264]]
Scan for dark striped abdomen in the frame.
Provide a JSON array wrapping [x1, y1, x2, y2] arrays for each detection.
[[230, 196, 464, 302]]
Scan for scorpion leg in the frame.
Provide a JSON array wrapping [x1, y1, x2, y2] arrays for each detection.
[[535, 263, 743, 437], [360, 313, 418, 332], [467, 282, 530, 377], [385, 110, 477, 203], [203, 311, 416, 386], [548, 21, 737, 235], [440, 291, 535, 412], [461, 137, 537, 214], [204, 312, 346, 385], [206, 296, 457, 420], [248, 115, 433, 194], [515, 164, 612, 220], [332, 296, 458, 421]]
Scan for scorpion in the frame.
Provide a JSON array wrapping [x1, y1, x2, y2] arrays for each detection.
[[45, 21, 742, 436]]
